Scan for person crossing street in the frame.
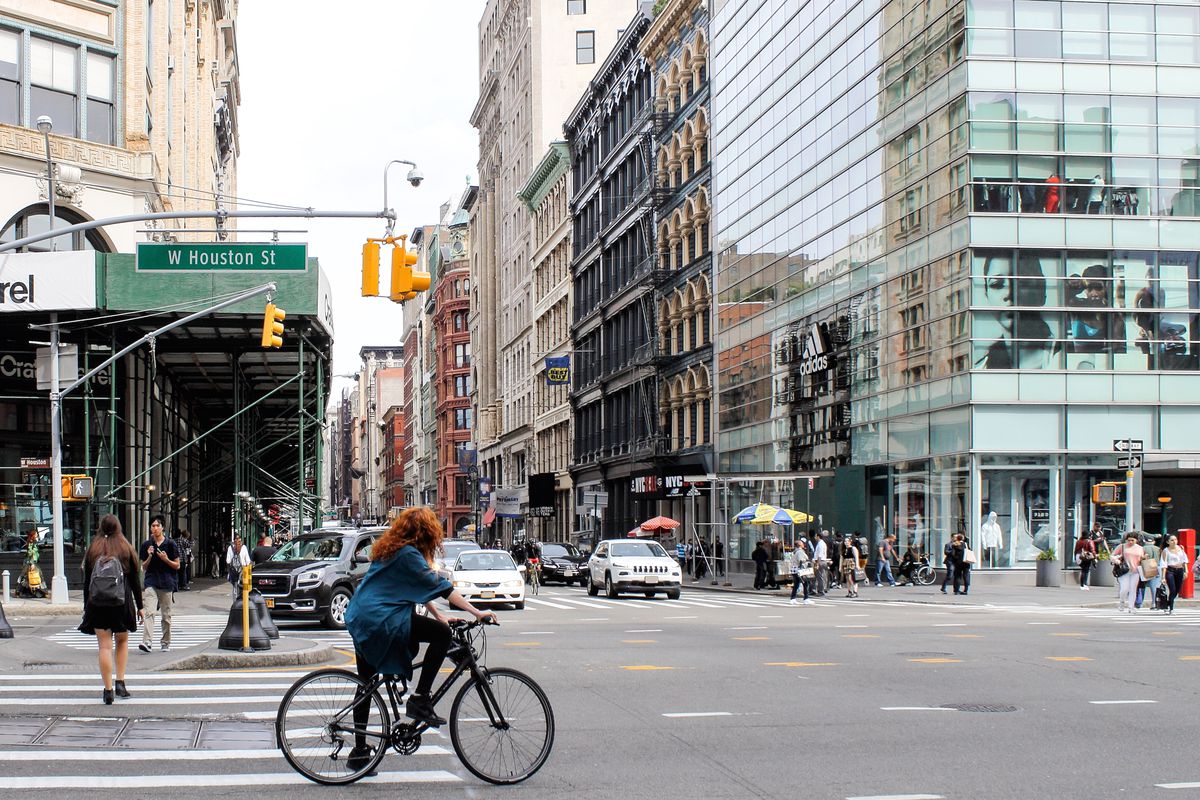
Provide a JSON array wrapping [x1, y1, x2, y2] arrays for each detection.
[[138, 515, 179, 653]]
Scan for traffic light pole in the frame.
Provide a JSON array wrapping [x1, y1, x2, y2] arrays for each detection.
[[33, 282, 278, 604]]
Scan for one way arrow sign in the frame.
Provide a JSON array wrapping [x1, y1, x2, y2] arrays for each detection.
[[1113, 439, 1144, 453], [1117, 455, 1142, 469]]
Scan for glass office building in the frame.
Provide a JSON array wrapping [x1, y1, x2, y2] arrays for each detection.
[[712, 0, 1200, 569]]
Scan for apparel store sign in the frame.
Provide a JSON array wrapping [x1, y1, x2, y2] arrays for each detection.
[[0, 252, 98, 312], [493, 490, 522, 518], [798, 323, 833, 375]]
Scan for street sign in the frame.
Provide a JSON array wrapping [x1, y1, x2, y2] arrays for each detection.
[[1113, 439, 1144, 453], [136, 243, 308, 272], [583, 491, 609, 509], [1117, 455, 1143, 469]]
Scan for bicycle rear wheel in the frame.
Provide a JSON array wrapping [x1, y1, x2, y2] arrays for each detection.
[[449, 667, 554, 784], [276, 668, 390, 785]]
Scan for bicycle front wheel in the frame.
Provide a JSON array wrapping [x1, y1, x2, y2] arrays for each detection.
[[450, 667, 554, 784], [276, 668, 390, 785]]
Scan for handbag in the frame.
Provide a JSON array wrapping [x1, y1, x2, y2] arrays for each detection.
[[963, 547, 977, 565], [852, 568, 867, 582], [1140, 559, 1159, 580], [1112, 560, 1129, 578], [795, 566, 814, 579]]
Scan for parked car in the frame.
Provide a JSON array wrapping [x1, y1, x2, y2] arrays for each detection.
[[535, 542, 588, 586], [450, 549, 526, 610], [436, 539, 484, 580], [587, 539, 682, 599], [250, 528, 383, 629]]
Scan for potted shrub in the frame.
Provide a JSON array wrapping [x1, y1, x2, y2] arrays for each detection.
[[1091, 548, 1115, 588], [1036, 547, 1061, 587]]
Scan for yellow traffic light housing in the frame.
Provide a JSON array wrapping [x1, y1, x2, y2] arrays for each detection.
[[62, 474, 93, 502], [390, 236, 419, 302], [362, 241, 381, 297], [261, 302, 286, 348]]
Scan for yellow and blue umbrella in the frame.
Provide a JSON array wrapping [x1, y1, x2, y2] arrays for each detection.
[[732, 503, 813, 525]]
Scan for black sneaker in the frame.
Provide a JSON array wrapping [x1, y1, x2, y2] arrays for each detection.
[[137, 642, 151, 653], [346, 745, 376, 773], [405, 694, 446, 727]]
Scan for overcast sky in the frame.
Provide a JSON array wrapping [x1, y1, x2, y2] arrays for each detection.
[[236, 1, 486, 388]]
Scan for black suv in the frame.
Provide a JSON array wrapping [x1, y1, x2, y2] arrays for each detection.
[[537, 542, 588, 586], [250, 528, 383, 629]]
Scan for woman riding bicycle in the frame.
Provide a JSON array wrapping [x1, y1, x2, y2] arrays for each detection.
[[345, 507, 496, 735]]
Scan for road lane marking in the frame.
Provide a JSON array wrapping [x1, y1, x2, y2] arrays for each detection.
[[1046, 657, 1092, 661], [577, 618, 609, 622], [518, 631, 555, 635], [662, 711, 732, 718], [727, 626, 768, 630], [621, 665, 674, 671], [759, 615, 783, 618], [501, 642, 542, 647], [880, 707, 956, 713], [947, 634, 982, 638], [625, 629, 662, 633], [764, 662, 840, 667], [1154, 631, 1183, 636], [547, 597, 615, 609], [523, 598, 574, 609], [732, 636, 770, 641], [1051, 633, 1088, 637], [846, 794, 944, 799], [0, 683, 296, 693], [1, 772, 460, 788], [664, 615, 697, 619], [0, 747, 452, 761], [843, 634, 879, 639], [1180, 655, 1200, 660], [908, 658, 961, 664], [845, 614, 870, 617], [1158, 782, 1200, 789], [0, 672, 318, 681], [836, 625, 868, 628], [1089, 700, 1156, 705], [932, 624, 966, 628], [1027, 622, 1060, 626], [1, 695, 287, 706], [622, 639, 657, 644]]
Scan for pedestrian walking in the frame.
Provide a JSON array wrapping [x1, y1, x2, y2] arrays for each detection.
[[226, 535, 251, 600], [1074, 532, 1097, 590], [1135, 534, 1161, 609], [675, 540, 687, 574], [827, 530, 841, 590], [1159, 534, 1189, 614], [138, 514, 179, 653], [767, 535, 783, 590], [174, 530, 193, 590], [1112, 532, 1144, 613], [751, 540, 769, 590], [252, 534, 278, 565], [875, 533, 898, 587], [80, 514, 143, 704], [940, 538, 956, 594], [714, 538, 725, 577], [809, 530, 828, 596], [693, 539, 709, 582], [950, 533, 973, 595], [788, 539, 814, 605], [840, 536, 861, 597]]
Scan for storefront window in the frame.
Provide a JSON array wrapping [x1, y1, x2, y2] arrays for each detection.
[[979, 467, 1059, 567]]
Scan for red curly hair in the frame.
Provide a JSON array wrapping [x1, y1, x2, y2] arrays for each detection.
[[371, 507, 445, 564]]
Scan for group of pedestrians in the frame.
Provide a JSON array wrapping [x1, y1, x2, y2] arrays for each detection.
[[776, 530, 869, 603], [675, 538, 724, 581], [939, 533, 975, 595], [1110, 530, 1192, 614]]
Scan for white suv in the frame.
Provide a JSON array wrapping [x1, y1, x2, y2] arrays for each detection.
[[587, 539, 682, 599]]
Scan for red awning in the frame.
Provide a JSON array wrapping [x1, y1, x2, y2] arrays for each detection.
[[482, 507, 496, 526]]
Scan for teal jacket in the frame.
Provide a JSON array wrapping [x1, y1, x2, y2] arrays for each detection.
[[345, 545, 453, 678]]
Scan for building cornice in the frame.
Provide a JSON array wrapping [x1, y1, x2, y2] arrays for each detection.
[[641, 0, 701, 60], [565, 5, 654, 137], [517, 141, 571, 212]]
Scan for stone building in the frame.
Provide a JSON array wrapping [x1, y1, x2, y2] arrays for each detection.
[[470, 0, 634, 545]]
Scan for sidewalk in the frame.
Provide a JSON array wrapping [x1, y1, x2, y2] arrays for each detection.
[[681, 567, 1193, 609]]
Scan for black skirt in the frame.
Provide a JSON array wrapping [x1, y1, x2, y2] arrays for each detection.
[[79, 594, 138, 635]]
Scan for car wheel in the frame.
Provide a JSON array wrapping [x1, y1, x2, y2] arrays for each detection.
[[667, 589, 681, 600], [605, 573, 619, 599], [514, 601, 525, 610], [579, 577, 588, 588], [587, 574, 599, 596], [324, 587, 352, 630]]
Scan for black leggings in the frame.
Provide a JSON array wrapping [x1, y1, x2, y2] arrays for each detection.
[[1166, 566, 1185, 610], [355, 613, 452, 697]]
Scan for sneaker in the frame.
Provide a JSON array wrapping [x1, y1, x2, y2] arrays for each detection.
[[788, 599, 799, 606], [405, 694, 446, 727], [346, 745, 376, 773], [138, 643, 151, 653], [802, 599, 814, 605], [160, 643, 171, 652]]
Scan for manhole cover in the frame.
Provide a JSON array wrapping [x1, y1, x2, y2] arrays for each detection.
[[941, 703, 1019, 713]]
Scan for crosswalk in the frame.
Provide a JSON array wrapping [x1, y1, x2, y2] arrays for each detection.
[[0, 669, 464, 789], [46, 614, 231, 651], [955, 602, 1200, 627]]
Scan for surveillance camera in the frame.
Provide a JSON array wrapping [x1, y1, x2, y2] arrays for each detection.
[[406, 168, 424, 188]]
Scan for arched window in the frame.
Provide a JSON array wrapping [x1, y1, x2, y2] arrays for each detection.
[[0, 204, 113, 252]]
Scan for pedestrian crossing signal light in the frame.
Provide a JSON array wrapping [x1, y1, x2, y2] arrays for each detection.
[[1092, 481, 1124, 505], [62, 474, 93, 501], [261, 303, 285, 348], [362, 240, 381, 297], [390, 237, 420, 302]]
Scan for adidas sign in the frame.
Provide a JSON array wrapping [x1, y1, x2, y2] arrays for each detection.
[[798, 323, 832, 376]]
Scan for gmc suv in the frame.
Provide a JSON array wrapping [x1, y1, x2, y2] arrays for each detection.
[[250, 528, 383, 629]]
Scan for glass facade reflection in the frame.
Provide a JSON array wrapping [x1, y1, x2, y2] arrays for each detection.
[[712, 0, 1200, 571]]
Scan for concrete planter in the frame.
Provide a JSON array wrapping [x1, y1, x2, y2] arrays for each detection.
[[1036, 560, 1062, 587], [1091, 562, 1116, 588]]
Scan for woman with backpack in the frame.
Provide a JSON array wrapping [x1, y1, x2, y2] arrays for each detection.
[[79, 515, 143, 704]]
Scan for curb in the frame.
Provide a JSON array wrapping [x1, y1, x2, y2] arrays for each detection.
[[160, 641, 334, 672], [1, 601, 84, 618]]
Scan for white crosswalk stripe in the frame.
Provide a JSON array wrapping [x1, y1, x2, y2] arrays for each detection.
[[0, 670, 464, 789], [47, 614, 229, 651]]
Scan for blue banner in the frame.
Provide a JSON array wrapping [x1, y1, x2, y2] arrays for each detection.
[[545, 356, 570, 384]]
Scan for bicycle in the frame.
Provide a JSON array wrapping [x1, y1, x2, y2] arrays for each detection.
[[276, 618, 554, 786], [526, 557, 540, 595]]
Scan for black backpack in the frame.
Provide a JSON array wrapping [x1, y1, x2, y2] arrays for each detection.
[[89, 556, 126, 607]]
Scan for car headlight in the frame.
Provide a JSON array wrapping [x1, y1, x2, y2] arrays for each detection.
[[297, 569, 323, 587], [453, 580, 473, 589], [502, 579, 523, 589]]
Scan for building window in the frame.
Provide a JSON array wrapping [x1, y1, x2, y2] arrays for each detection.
[[31, 37, 78, 137], [86, 52, 114, 145], [454, 375, 470, 397], [0, 29, 18, 126], [576, 31, 595, 64], [568, 0, 586, 13], [454, 408, 473, 430]]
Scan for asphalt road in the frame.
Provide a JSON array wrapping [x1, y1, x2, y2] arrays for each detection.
[[2, 584, 1200, 800]]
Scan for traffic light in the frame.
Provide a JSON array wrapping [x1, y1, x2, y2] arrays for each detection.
[[390, 240, 419, 301], [62, 474, 93, 502], [362, 240, 381, 297], [261, 302, 286, 348]]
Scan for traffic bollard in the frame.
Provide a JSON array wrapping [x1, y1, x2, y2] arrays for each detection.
[[2, 569, 8, 600]]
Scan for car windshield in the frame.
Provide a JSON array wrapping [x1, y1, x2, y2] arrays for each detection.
[[271, 535, 346, 562], [540, 543, 580, 559], [610, 541, 670, 558], [439, 542, 478, 562], [456, 552, 517, 571]]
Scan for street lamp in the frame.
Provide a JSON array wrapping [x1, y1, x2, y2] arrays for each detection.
[[1157, 491, 1173, 539], [382, 159, 422, 234], [36, 116, 55, 249]]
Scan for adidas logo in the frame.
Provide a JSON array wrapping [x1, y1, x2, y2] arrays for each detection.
[[799, 323, 831, 376]]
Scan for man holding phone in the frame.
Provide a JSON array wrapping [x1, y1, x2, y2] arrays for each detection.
[[138, 515, 180, 653]]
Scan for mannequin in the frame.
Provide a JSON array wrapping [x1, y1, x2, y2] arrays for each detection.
[[980, 511, 1004, 567]]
